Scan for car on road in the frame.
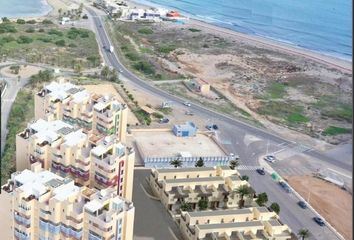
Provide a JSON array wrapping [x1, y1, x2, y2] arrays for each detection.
[[212, 124, 218, 130], [264, 155, 276, 163], [279, 181, 291, 193], [118, 68, 123, 73], [206, 125, 213, 130], [185, 111, 194, 116], [183, 102, 191, 107], [256, 168, 266, 175], [298, 201, 307, 209], [159, 118, 169, 124], [313, 217, 325, 226]]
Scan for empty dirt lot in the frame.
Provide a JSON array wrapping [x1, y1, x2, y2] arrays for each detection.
[[286, 175, 352, 240]]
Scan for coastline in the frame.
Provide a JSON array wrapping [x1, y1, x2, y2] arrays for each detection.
[[128, 0, 352, 73]]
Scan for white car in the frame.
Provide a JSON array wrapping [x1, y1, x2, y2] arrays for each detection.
[[264, 155, 276, 163], [183, 102, 191, 107]]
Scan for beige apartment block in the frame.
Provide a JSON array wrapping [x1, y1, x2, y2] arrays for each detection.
[[149, 167, 254, 212], [34, 80, 128, 143], [179, 207, 292, 240], [1, 163, 134, 240], [16, 118, 135, 201]]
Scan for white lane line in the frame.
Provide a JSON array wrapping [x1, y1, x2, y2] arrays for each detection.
[[327, 168, 352, 179]]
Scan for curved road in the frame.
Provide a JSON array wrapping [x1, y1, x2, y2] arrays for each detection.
[[87, 7, 344, 240]]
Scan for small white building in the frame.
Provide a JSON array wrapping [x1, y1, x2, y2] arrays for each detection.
[[60, 17, 70, 25]]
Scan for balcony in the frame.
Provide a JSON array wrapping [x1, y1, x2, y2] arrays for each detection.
[[29, 155, 44, 167]]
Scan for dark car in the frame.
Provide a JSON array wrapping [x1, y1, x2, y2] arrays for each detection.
[[298, 201, 307, 209], [279, 181, 291, 193], [159, 118, 169, 123], [256, 168, 266, 175], [313, 217, 325, 226], [212, 124, 218, 130]]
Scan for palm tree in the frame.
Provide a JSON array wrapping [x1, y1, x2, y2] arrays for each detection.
[[270, 202, 280, 214], [195, 157, 205, 167], [255, 192, 268, 206], [234, 185, 252, 208], [170, 159, 182, 168], [229, 160, 239, 170], [180, 202, 192, 212], [298, 229, 310, 240]]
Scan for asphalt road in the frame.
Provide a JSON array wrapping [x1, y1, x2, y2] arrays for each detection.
[[86, 7, 344, 240]]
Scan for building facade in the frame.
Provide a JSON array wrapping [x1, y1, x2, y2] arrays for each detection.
[[1, 163, 134, 240], [16, 118, 135, 201], [149, 167, 254, 212], [179, 207, 292, 240], [34, 80, 128, 143]]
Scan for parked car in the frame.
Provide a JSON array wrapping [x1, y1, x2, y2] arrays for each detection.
[[256, 168, 266, 175], [159, 118, 169, 123], [298, 201, 307, 209], [264, 155, 276, 163], [212, 124, 218, 130], [279, 181, 291, 193], [185, 111, 194, 116], [183, 102, 191, 107], [206, 125, 213, 130], [118, 68, 123, 73], [313, 217, 325, 226]]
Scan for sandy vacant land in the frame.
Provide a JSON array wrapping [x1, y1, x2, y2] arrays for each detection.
[[0, 65, 42, 79], [83, 84, 139, 125], [133, 130, 225, 158], [286, 176, 352, 240]]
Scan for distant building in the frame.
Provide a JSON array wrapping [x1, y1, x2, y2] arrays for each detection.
[[35, 80, 128, 143], [16, 119, 135, 201], [60, 17, 70, 25], [173, 122, 197, 137], [166, 10, 181, 17], [192, 79, 211, 95], [0, 164, 135, 240]]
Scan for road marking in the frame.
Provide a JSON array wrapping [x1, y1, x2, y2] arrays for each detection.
[[1, 98, 15, 102], [327, 168, 352, 179], [237, 165, 260, 170]]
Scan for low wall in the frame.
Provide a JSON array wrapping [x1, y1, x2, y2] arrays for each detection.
[[144, 156, 231, 168]]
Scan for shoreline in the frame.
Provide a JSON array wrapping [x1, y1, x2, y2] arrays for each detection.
[[128, 0, 352, 73]]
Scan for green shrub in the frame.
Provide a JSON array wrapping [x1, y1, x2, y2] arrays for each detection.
[[48, 29, 63, 36], [25, 27, 35, 33], [55, 39, 66, 46], [30, 69, 54, 84], [16, 19, 26, 24], [138, 28, 153, 34], [133, 61, 155, 75], [38, 28, 45, 32], [287, 113, 309, 124], [188, 28, 201, 32], [1, 36, 15, 43], [68, 43, 77, 47], [0, 23, 17, 33], [17, 35, 33, 44], [37, 36, 52, 43], [322, 126, 351, 136], [42, 19, 53, 24], [159, 45, 176, 54], [26, 20, 37, 24], [125, 52, 140, 61]]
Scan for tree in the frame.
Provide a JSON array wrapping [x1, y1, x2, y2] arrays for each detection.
[[298, 229, 310, 240], [16, 19, 26, 24], [195, 157, 204, 167], [2, 17, 10, 23], [101, 65, 110, 79], [255, 192, 268, 206], [198, 199, 208, 210], [241, 175, 249, 181], [170, 159, 182, 168], [109, 69, 118, 82], [180, 202, 192, 212], [270, 202, 280, 214], [229, 160, 239, 170], [234, 185, 253, 208], [58, 8, 62, 18]]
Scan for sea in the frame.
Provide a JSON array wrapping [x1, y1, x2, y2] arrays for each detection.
[[0, 0, 52, 18], [135, 0, 352, 61]]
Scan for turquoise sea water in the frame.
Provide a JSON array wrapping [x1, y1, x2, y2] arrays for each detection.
[[136, 0, 352, 61], [0, 0, 52, 18]]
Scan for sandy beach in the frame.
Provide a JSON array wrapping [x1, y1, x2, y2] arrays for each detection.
[[128, 0, 352, 74]]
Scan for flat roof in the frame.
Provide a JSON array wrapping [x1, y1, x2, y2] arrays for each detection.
[[45, 81, 81, 101], [72, 89, 90, 103], [156, 167, 215, 174], [165, 176, 224, 184], [63, 130, 87, 147], [187, 208, 252, 218], [85, 199, 102, 213], [197, 220, 263, 230], [30, 119, 74, 144]]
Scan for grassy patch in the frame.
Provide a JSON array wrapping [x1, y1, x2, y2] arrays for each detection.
[[287, 113, 309, 124], [132, 108, 151, 125], [265, 82, 287, 99], [1, 89, 34, 184], [158, 107, 172, 115], [314, 95, 352, 123], [322, 126, 352, 136], [138, 28, 154, 34], [159, 44, 176, 54]]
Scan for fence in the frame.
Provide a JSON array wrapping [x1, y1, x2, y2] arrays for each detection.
[[144, 156, 232, 168]]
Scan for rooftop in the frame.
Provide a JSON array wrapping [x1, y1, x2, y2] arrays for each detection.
[[63, 129, 87, 147], [29, 119, 74, 144], [156, 167, 215, 174], [45, 81, 82, 101], [187, 208, 252, 218], [165, 176, 224, 184], [197, 220, 263, 230]]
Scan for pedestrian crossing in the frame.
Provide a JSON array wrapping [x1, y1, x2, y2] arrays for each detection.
[[236, 165, 261, 171]]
